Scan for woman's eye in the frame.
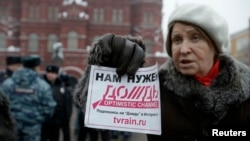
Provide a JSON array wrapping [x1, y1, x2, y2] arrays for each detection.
[[172, 37, 182, 44], [192, 34, 201, 41]]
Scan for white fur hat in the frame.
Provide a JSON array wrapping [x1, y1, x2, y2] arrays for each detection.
[[166, 3, 229, 57]]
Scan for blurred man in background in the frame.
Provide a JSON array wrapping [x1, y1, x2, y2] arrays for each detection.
[[41, 64, 72, 141], [0, 89, 16, 141], [0, 55, 22, 85]]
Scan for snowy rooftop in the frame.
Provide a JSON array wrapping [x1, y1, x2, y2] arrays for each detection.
[[63, 0, 88, 7]]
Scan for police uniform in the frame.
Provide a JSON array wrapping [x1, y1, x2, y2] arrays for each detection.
[[1, 55, 56, 141], [41, 64, 72, 141], [0, 56, 21, 85]]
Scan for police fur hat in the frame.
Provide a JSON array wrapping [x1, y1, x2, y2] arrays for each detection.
[[21, 54, 41, 68], [6, 56, 22, 65], [166, 3, 229, 57], [46, 64, 59, 74]]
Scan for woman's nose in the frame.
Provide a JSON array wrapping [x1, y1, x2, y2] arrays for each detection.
[[179, 41, 191, 54]]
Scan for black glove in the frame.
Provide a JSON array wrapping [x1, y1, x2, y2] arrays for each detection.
[[91, 33, 145, 76]]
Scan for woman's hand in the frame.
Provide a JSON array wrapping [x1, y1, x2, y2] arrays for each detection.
[[89, 33, 145, 76]]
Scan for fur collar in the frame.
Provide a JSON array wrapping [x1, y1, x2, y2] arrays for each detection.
[[159, 54, 250, 119]]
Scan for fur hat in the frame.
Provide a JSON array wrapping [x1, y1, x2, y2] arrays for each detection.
[[166, 3, 229, 57], [6, 56, 21, 65], [46, 64, 59, 74], [22, 55, 41, 68]]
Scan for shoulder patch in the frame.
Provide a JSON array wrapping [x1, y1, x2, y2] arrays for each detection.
[[14, 88, 35, 95]]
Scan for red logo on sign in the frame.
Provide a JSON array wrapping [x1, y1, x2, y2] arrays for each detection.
[[92, 85, 159, 109]]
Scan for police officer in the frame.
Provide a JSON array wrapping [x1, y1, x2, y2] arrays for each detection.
[[0, 55, 22, 85], [41, 64, 72, 141], [1, 54, 56, 141]]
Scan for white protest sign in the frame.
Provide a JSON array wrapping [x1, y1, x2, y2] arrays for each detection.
[[85, 64, 161, 135]]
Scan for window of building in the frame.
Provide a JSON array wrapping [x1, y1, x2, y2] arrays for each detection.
[[67, 31, 78, 50], [47, 34, 58, 52], [237, 37, 249, 52], [48, 7, 53, 21], [112, 9, 117, 23], [93, 8, 98, 23], [28, 6, 34, 20], [0, 6, 9, 20], [99, 8, 104, 23], [0, 32, 6, 49], [48, 6, 58, 21], [143, 11, 154, 26], [112, 9, 123, 24], [118, 9, 123, 23], [0, 6, 3, 18], [145, 39, 153, 54], [29, 6, 40, 21], [28, 33, 39, 52], [93, 8, 105, 24]]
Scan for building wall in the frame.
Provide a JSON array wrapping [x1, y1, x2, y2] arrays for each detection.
[[230, 28, 250, 66], [0, 0, 165, 77]]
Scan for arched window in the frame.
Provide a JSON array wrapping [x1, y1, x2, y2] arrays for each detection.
[[0, 32, 6, 49], [28, 33, 39, 52], [47, 34, 58, 52], [67, 31, 78, 50]]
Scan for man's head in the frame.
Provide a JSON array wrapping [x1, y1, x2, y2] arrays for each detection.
[[6, 56, 22, 72], [45, 64, 59, 82], [21, 55, 41, 71]]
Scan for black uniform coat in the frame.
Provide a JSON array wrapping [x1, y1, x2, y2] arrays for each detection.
[[43, 75, 72, 124]]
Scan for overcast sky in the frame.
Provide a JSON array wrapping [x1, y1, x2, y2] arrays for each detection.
[[162, 0, 250, 38]]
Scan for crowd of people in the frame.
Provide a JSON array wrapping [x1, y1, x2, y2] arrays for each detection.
[[0, 55, 75, 141], [0, 2, 250, 141], [0, 55, 132, 141]]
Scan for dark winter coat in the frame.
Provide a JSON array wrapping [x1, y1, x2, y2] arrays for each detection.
[[43, 75, 72, 125], [147, 54, 250, 141], [0, 90, 16, 141]]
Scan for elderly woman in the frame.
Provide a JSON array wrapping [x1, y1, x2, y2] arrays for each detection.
[[74, 3, 250, 141]]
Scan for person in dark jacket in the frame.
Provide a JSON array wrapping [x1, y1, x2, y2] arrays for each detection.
[[73, 3, 250, 141], [41, 64, 72, 141], [1, 55, 56, 141], [0, 90, 16, 141], [0, 55, 22, 85]]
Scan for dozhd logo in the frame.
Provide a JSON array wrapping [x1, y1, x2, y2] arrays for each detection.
[[92, 84, 159, 109]]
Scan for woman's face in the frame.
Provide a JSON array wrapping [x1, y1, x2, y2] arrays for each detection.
[[171, 23, 216, 77]]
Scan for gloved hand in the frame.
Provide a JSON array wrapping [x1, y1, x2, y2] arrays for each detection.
[[89, 33, 145, 76]]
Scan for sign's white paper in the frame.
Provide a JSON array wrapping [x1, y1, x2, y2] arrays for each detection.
[[85, 64, 161, 135]]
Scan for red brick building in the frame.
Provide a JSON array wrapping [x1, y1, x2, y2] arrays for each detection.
[[0, 0, 165, 77]]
